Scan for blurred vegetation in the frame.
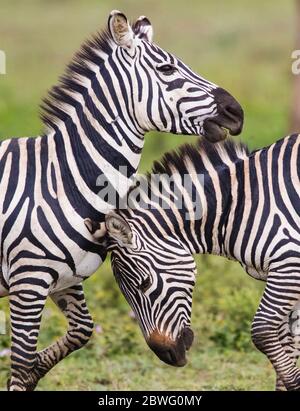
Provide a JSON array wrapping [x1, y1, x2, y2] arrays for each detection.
[[0, 0, 296, 390]]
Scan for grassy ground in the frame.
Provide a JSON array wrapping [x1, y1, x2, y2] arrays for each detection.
[[0, 255, 272, 391], [0, 0, 296, 390]]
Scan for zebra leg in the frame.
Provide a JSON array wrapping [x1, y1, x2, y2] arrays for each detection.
[[8, 278, 49, 391], [251, 277, 300, 391], [275, 316, 299, 391], [26, 284, 94, 389], [275, 377, 287, 391]]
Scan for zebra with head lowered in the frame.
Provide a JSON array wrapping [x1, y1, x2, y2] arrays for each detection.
[[91, 135, 300, 391], [0, 10, 243, 391]]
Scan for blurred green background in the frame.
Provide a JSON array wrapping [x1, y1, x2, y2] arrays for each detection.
[[0, 0, 296, 390]]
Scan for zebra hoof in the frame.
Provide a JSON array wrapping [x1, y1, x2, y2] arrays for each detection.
[[285, 376, 300, 391], [6, 376, 36, 391]]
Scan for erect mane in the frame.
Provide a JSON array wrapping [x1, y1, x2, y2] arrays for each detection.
[[40, 29, 113, 130], [149, 138, 250, 178]]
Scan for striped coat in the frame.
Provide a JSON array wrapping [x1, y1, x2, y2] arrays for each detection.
[[1, 10, 243, 391], [100, 135, 300, 391]]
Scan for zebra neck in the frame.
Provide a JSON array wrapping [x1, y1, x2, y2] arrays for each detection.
[[170, 167, 234, 257], [200, 160, 244, 259], [48, 111, 145, 219]]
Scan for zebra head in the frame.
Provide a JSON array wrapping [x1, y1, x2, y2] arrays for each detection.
[[85, 212, 196, 367], [108, 11, 244, 142]]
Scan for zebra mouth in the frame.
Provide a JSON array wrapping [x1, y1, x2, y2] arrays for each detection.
[[202, 120, 230, 142], [202, 115, 243, 143], [147, 327, 194, 367], [202, 87, 244, 142]]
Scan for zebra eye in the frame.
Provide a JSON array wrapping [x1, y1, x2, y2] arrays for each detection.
[[157, 64, 177, 75], [140, 276, 152, 293]]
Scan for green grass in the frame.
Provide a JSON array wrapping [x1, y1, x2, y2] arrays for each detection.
[[0, 0, 296, 390], [0, 255, 272, 391], [0, 254, 272, 391]]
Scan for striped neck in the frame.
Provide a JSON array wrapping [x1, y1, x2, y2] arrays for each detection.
[[41, 50, 147, 218], [39, 32, 149, 219], [48, 114, 144, 220], [166, 165, 234, 256], [129, 139, 249, 257], [49, 97, 145, 189]]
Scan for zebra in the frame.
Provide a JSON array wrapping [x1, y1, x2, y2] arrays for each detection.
[[0, 10, 243, 391], [88, 135, 300, 391]]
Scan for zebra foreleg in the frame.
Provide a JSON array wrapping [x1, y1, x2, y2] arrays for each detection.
[[251, 275, 300, 391], [26, 284, 94, 389], [8, 276, 50, 391]]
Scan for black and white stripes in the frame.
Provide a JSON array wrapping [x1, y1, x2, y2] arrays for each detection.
[[105, 135, 300, 390], [0, 10, 243, 391]]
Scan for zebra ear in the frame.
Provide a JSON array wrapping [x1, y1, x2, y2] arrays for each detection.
[[108, 10, 135, 53], [84, 218, 107, 240], [105, 212, 133, 247], [132, 16, 154, 43]]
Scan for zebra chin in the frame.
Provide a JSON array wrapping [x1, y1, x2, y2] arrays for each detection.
[[146, 327, 194, 367]]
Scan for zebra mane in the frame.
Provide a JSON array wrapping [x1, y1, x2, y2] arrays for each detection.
[[149, 138, 250, 179], [40, 29, 113, 130]]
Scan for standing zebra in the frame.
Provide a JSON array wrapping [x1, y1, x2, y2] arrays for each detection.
[[0, 10, 243, 391], [92, 135, 300, 391]]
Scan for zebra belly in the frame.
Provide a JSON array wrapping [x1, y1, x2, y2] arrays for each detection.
[[1, 247, 104, 297], [242, 264, 268, 281], [49, 251, 103, 294], [1, 203, 105, 295]]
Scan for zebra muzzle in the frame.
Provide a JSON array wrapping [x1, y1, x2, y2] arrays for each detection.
[[147, 327, 194, 367], [202, 87, 244, 142]]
